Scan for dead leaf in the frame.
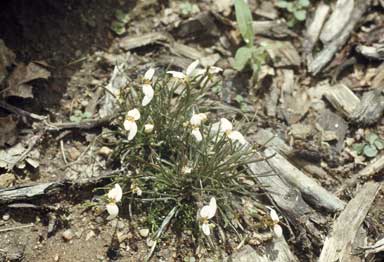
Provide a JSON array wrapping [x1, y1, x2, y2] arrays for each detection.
[[0, 39, 16, 85], [4, 62, 51, 98], [0, 115, 18, 147]]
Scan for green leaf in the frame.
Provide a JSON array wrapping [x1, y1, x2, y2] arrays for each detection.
[[234, 0, 254, 46], [286, 3, 295, 12], [352, 143, 364, 155], [110, 20, 126, 35], [374, 139, 384, 150], [294, 10, 307, 21], [275, 0, 289, 8], [233, 46, 253, 71], [363, 144, 378, 158], [83, 112, 92, 119], [366, 133, 379, 145], [299, 0, 310, 7]]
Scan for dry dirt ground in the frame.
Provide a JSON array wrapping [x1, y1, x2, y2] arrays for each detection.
[[0, 0, 384, 262]]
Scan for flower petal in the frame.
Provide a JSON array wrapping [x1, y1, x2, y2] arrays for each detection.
[[123, 119, 133, 131], [273, 224, 283, 238], [144, 124, 154, 133], [191, 128, 202, 142], [202, 223, 210, 236], [220, 118, 233, 133], [108, 184, 123, 202], [142, 85, 154, 106], [269, 208, 280, 223], [186, 60, 199, 76], [167, 71, 186, 79], [207, 197, 217, 219], [190, 114, 202, 126], [128, 122, 138, 141], [128, 108, 140, 120], [228, 131, 247, 145], [144, 68, 155, 80], [106, 203, 119, 220], [200, 197, 217, 219]]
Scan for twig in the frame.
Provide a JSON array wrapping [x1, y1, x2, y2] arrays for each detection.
[[60, 140, 68, 164], [8, 131, 45, 170], [44, 112, 119, 131], [0, 224, 34, 233], [0, 100, 47, 121]]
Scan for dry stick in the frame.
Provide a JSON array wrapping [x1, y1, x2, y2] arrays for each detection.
[[44, 112, 119, 131], [337, 154, 384, 194], [264, 148, 346, 212], [308, 0, 368, 75], [0, 100, 46, 121], [319, 181, 381, 262], [0, 224, 34, 233], [8, 131, 45, 170], [0, 171, 122, 204]]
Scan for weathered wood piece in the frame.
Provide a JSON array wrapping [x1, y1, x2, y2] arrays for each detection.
[[319, 181, 381, 262], [309, 0, 368, 74], [170, 42, 203, 60], [248, 158, 324, 246], [323, 84, 360, 118], [224, 239, 297, 262], [264, 148, 346, 212], [118, 32, 170, 50], [356, 44, 384, 60], [338, 153, 384, 193], [350, 88, 384, 125], [304, 3, 330, 60], [252, 20, 295, 39], [260, 39, 301, 67], [320, 0, 354, 44], [0, 176, 111, 204]]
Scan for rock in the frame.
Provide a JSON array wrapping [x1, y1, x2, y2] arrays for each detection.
[[67, 147, 81, 161], [85, 230, 96, 241], [98, 146, 113, 157], [95, 216, 104, 224], [0, 172, 16, 187], [2, 213, 10, 221], [62, 229, 74, 241], [139, 228, 150, 238], [54, 254, 60, 261]]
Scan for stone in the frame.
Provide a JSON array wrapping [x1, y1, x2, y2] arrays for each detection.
[[0, 172, 16, 187], [139, 228, 149, 238], [62, 229, 74, 241]]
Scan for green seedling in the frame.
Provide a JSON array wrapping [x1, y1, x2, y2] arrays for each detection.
[[353, 132, 384, 158], [275, 0, 310, 27], [69, 109, 92, 122]]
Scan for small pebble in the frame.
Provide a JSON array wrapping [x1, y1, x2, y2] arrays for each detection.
[[139, 228, 149, 238], [86, 230, 96, 241], [98, 146, 113, 157], [54, 254, 60, 261], [95, 216, 104, 224], [62, 229, 74, 241], [2, 213, 10, 221]]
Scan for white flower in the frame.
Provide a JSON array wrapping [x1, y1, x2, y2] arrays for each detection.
[[131, 183, 142, 196], [191, 128, 203, 142], [106, 184, 123, 220], [144, 124, 154, 133], [167, 60, 199, 80], [123, 108, 141, 140], [268, 207, 283, 238], [181, 166, 192, 174], [219, 118, 247, 145], [199, 197, 217, 236], [142, 68, 155, 106], [190, 113, 207, 142]]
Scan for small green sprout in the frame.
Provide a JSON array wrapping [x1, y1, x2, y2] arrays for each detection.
[[234, 0, 267, 77], [275, 0, 310, 27], [352, 132, 384, 158], [69, 109, 92, 122]]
